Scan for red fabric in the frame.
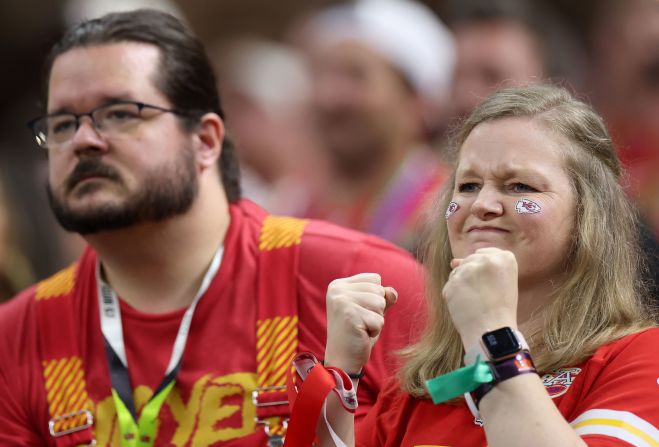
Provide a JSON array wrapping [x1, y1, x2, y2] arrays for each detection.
[[284, 365, 338, 447], [53, 430, 95, 447], [36, 262, 94, 447], [0, 199, 425, 446], [356, 328, 659, 447], [253, 390, 290, 419], [612, 126, 659, 236]]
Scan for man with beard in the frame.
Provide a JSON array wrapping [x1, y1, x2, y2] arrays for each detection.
[[300, 0, 456, 253], [0, 9, 424, 446]]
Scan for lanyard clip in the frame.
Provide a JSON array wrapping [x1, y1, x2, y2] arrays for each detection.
[[48, 409, 96, 446], [48, 409, 94, 437], [255, 415, 288, 446]]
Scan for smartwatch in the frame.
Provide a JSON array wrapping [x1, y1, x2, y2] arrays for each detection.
[[464, 327, 529, 364], [481, 327, 529, 361]]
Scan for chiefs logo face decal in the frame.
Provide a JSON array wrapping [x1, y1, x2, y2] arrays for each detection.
[[515, 198, 541, 214], [445, 201, 459, 219]]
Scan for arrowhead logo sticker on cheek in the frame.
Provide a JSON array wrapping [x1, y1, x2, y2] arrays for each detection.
[[445, 201, 459, 219], [516, 198, 541, 214]]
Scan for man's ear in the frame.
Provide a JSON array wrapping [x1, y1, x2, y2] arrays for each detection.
[[193, 113, 224, 171]]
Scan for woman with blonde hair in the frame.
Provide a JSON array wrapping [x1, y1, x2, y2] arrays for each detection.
[[313, 84, 659, 446]]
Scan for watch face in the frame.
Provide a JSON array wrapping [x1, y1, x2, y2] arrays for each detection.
[[482, 327, 521, 359]]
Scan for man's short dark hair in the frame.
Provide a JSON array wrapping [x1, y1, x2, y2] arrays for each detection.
[[43, 8, 241, 202]]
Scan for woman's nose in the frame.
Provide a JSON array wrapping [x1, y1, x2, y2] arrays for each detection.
[[471, 187, 504, 219]]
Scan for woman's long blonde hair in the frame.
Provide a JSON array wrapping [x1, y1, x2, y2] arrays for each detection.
[[400, 85, 657, 397]]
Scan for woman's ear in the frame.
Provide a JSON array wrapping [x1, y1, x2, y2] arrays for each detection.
[[193, 113, 225, 171]]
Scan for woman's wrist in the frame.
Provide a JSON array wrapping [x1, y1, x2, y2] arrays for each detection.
[[322, 355, 364, 378], [322, 360, 364, 380], [472, 350, 537, 408]]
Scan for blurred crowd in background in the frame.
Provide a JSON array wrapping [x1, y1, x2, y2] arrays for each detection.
[[0, 0, 658, 301]]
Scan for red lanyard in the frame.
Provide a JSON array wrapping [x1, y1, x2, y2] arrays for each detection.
[[284, 353, 357, 447]]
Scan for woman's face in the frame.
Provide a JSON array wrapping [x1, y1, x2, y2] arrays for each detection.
[[447, 116, 576, 284]]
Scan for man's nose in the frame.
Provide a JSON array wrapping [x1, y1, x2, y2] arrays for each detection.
[[70, 117, 109, 156]]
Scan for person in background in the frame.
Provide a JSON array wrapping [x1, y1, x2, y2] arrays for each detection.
[[0, 9, 425, 446], [443, 0, 582, 120], [297, 0, 455, 254], [209, 38, 325, 216], [446, 0, 546, 120], [314, 85, 659, 446], [587, 0, 659, 300], [0, 177, 35, 301]]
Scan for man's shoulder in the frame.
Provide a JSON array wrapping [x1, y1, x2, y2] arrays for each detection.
[[231, 199, 422, 284], [0, 285, 38, 326], [0, 261, 82, 328], [232, 198, 415, 259], [302, 218, 415, 259], [0, 285, 40, 364], [300, 218, 424, 299]]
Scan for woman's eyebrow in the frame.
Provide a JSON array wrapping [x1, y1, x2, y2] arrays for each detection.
[[456, 165, 552, 186]]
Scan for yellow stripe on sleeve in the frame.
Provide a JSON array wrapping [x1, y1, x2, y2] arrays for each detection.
[[571, 409, 659, 447]]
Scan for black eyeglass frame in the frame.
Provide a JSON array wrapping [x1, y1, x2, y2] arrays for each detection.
[[26, 101, 192, 149]]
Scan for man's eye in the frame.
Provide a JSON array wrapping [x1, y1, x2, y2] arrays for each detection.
[[99, 105, 140, 124], [511, 182, 537, 193], [457, 183, 479, 193], [105, 109, 139, 121], [50, 118, 76, 134]]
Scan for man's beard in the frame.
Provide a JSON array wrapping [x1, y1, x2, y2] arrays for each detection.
[[47, 149, 199, 235]]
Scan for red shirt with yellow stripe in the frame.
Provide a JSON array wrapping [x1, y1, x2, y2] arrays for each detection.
[[0, 199, 425, 446], [356, 328, 659, 447]]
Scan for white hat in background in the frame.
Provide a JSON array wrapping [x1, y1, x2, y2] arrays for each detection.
[[310, 0, 456, 101], [216, 38, 312, 112]]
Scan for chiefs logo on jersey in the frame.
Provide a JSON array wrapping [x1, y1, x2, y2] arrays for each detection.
[[515, 198, 542, 214], [542, 367, 581, 398]]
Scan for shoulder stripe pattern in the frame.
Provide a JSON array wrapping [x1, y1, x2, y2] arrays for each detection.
[[254, 214, 305, 439], [35, 263, 76, 300], [259, 216, 308, 251], [571, 409, 659, 447], [42, 356, 91, 435], [256, 316, 299, 388], [36, 262, 95, 444]]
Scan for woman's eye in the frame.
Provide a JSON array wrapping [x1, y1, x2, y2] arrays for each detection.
[[457, 183, 479, 193], [511, 182, 537, 193]]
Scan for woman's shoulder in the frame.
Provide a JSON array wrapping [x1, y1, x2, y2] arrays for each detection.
[[591, 327, 659, 365]]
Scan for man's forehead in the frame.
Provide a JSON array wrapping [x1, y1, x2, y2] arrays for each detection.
[[53, 42, 162, 79], [48, 42, 163, 111]]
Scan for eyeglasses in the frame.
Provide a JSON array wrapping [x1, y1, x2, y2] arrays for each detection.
[[27, 101, 187, 149]]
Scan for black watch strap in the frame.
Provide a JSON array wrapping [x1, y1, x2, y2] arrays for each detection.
[[472, 350, 537, 408]]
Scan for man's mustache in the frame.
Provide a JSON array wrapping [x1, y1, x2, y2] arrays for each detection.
[[66, 159, 121, 191]]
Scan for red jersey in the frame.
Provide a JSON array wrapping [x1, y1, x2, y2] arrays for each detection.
[[357, 328, 659, 447], [0, 200, 425, 446]]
